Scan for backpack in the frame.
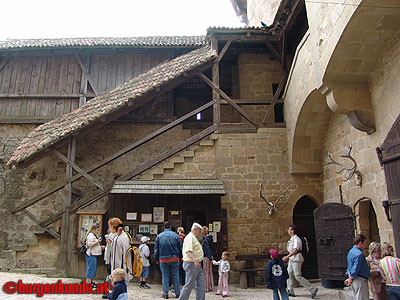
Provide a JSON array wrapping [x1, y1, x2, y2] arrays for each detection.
[[299, 235, 309, 257], [124, 232, 143, 278]]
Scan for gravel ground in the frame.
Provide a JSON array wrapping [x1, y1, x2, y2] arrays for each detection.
[[0, 271, 343, 299]]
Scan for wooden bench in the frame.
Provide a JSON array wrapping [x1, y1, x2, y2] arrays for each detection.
[[235, 254, 268, 288]]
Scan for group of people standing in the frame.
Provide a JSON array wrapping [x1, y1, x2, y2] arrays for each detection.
[[84, 218, 136, 286], [345, 233, 400, 300], [154, 221, 230, 300]]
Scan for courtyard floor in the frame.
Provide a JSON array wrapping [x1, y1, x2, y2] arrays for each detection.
[[0, 271, 344, 299]]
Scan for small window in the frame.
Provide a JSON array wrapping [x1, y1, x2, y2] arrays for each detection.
[[196, 112, 201, 120]]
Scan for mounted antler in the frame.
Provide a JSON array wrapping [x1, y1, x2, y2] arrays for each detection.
[[326, 145, 362, 184], [260, 184, 290, 216]]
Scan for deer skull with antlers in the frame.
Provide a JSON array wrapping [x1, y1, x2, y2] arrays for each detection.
[[259, 184, 289, 216], [326, 145, 362, 186]]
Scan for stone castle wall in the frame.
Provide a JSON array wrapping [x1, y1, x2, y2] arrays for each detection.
[[247, 0, 281, 27], [322, 35, 400, 245], [0, 123, 192, 272], [159, 128, 322, 283], [238, 53, 281, 123]]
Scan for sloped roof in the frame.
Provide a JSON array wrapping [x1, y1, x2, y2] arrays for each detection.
[[110, 179, 226, 195], [7, 45, 216, 167], [0, 36, 207, 50]]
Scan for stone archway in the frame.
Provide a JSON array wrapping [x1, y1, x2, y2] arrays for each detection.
[[290, 89, 332, 174], [293, 195, 319, 279], [357, 200, 380, 245]]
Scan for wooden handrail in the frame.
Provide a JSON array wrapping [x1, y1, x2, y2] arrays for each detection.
[[39, 124, 218, 227], [12, 100, 216, 214]]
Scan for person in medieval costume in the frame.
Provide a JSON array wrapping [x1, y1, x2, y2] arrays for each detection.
[[109, 218, 133, 283]]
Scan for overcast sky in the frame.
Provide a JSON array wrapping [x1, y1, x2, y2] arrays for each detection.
[[0, 0, 244, 40]]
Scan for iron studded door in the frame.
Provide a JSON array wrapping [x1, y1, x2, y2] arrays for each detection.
[[378, 113, 400, 255], [313, 203, 354, 280]]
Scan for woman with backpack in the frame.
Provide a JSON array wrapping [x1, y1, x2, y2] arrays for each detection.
[[109, 218, 133, 283]]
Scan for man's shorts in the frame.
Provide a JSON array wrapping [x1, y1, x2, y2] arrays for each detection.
[[141, 266, 149, 278]]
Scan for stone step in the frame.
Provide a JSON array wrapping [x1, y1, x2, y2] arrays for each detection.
[[199, 139, 214, 146], [10, 244, 28, 252], [1, 250, 16, 260], [170, 156, 185, 164], [181, 150, 195, 158], [210, 134, 219, 140], [137, 173, 153, 180], [163, 162, 175, 169], [150, 168, 164, 175], [8, 268, 56, 275]]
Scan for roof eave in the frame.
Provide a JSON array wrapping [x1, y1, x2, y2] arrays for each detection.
[[8, 59, 215, 170]]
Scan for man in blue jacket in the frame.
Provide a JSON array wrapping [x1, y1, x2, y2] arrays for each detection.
[[154, 221, 183, 299], [345, 233, 371, 300]]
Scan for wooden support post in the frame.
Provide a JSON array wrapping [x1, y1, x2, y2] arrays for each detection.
[[75, 54, 99, 97], [265, 41, 281, 63], [217, 40, 232, 63], [39, 124, 218, 227], [211, 38, 221, 129], [78, 54, 90, 106], [22, 209, 60, 240], [51, 148, 104, 190], [57, 138, 76, 272], [281, 30, 287, 75], [262, 73, 287, 125], [198, 72, 258, 128], [12, 100, 215, 214]]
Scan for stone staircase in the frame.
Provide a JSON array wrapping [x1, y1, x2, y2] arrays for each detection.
[[0, 228, 56, 274], [136, 134, 217, 180]]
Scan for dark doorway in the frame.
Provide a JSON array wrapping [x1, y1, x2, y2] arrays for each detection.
[[293, 196, 319, 279], [184, 209, 206, 233]]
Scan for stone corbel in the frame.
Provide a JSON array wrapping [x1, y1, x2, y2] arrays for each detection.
[[320, 81, 375, 134]]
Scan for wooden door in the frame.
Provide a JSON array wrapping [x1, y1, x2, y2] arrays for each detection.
[[313, 203, 354, 280], [378, 113, 400, 255]]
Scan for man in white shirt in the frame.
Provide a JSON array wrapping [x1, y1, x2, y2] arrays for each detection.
[[178, 223, 205, 300], [282, 225, 318, 298]]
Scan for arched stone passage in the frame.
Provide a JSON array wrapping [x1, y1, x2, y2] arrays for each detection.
[[356, 199, 380, 245], [293, 195, 319, 279], [291, 89, 332, 174]]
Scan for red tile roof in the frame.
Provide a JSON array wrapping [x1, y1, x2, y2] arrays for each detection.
[[7, 45, 216, 167]]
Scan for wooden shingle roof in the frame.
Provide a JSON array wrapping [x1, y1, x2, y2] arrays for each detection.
[[7, 45, 216, 167], [0, 36, 207, 50], [110, 179, 226, 195]]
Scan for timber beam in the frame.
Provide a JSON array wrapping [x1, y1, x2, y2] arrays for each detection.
[[197, 72, 258, 128], [13, 61, 213, 169], [74, 54, 99, 97], [12, 99, 215, 214], [23, 209, 60, 240], [262, 72, 288, 125], [39, 124, 218, 227], [51, 148, 104, 190]]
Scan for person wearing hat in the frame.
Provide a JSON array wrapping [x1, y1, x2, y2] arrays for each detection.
[[178, 223, 205, 300], [139, 236, 151, 289], [266, 249, 289, 300]]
